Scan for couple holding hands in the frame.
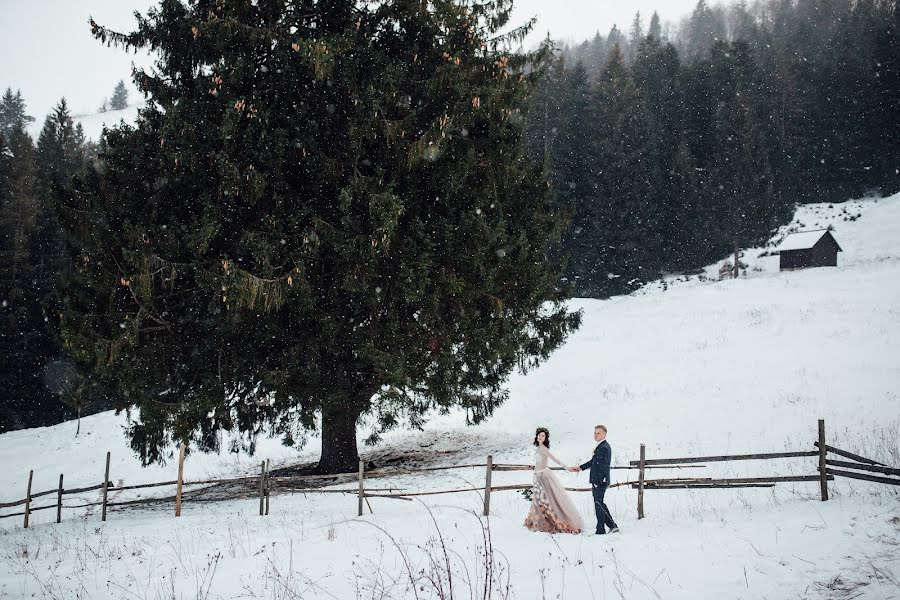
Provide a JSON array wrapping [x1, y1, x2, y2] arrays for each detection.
[[524, 425, 619, 535]]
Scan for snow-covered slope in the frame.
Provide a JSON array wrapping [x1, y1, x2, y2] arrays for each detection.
[[2, 194, 899, 599]]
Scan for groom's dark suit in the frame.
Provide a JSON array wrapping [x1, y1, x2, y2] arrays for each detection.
[[580, 439, 618, 534]]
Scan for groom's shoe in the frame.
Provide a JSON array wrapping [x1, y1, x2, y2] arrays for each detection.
[[596, 530, 606, 535], [609, 527, 620, 534]]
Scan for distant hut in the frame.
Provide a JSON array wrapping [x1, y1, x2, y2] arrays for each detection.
[[775, 230, 842, 271]]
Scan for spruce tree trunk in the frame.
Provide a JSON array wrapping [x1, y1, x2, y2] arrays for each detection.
[[315, 406, 361, 474]]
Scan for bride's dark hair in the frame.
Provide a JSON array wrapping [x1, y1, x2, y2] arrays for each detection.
[[533, 427, 550, 448]]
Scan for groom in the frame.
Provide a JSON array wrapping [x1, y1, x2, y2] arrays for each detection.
[[568, 424, 619, 535]]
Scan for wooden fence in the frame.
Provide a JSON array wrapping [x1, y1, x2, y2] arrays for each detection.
[[2, 419, 897, 528]]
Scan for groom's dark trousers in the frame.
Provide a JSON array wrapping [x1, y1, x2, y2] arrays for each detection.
[[591, 483, 617, 534], [580, 439, 618, 534]]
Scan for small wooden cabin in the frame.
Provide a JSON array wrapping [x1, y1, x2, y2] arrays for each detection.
[[775, 230, 842, 271]]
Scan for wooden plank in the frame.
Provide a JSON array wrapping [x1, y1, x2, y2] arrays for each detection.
[[815, 442, 887, 466], [118, 480, 180, 492], [634, 483, 776, 489], [265, 459, 270, 516], [56, 474, 63, 523], [24, 488, 58, 501], [60, 482, 106, 495], [258, 461, 265, 516], [101, 451, 111, 522], [637, 444, 646, 520], [483, 455, 493, 517], [492, 464, 704, 472], [175, 443, 185, 517], [818, 419, 828, 501], [276, 486, 401, 494], [364, 494, 414, 501], [642, 475, 833, 486], [826, 459, 900, 477], [23, 470, 33, 528], [826, 468, 900, 486], [106, 497, 174, 507], [2, 503, 61, 519], [0, 497, 27, 509], [357, 460, 365, 517], [629, 451, 818, 466]]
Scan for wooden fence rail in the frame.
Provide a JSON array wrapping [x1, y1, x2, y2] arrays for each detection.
[[825, 459, 900, 477], [825, 468, 900, 487], [814, 442, 888, 467], [627, 451, 818, 467], [4, 418, 898, 527]]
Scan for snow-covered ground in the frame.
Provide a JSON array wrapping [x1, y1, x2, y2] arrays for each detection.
[[1, 194, 899, 599]]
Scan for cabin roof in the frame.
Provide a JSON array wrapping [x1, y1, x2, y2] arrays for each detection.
[[775, 229, 842, 253]]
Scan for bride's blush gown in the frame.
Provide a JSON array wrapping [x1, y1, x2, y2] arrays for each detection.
[[524, 445, 584, 534]]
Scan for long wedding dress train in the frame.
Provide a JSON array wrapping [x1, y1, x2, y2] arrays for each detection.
[[524, 445, 584, 534]]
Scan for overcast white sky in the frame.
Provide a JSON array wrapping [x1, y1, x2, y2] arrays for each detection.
[[0, 0, 724, 126]]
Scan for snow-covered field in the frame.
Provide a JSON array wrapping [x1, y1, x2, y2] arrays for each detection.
[[2, 194, 899, 599]]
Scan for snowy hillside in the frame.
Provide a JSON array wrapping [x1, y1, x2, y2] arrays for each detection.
[[1, 194, 899, 599]]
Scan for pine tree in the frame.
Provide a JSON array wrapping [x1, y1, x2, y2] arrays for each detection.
[[523, 38, 564, 167], [35, 100, 83, 294], [0, 89, 35, 140], [587, 45, 658, 295], [61, 0, 581, 472], [711, 93, 774, 278], [628, 13, 645, 63], [0, 121, 48, 431], [552, 61, 596, 291], [873, 0, 900, 194], [685, 0, 727, 61], [110, 80, 129, 110], [648, 12, 663, 42]]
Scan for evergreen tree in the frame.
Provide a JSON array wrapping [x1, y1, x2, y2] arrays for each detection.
[[587, 45, 658, 295], [628, 12, 644, 63], [552, 61, 595, 290], [648, 12, 663, 42], [711, 93, 774, 278], [873, 0, 900, 194], [633, 37, 687, 272], [606, 25, 627, 65], [35, 99, 83, 293], [685, 0, 727, 61], [0, 122, 49, 431], [670, 140, 704, 269], [524, 39, 564, 167], [0, 88, 35, 140], [61, 0, 581, 472], [110, 80, 129, 110]]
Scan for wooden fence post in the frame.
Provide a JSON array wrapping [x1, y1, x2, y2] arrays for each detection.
[[175, 443, 186, 517], [265, 459, 270, 516], [56, 474, 64, 524], [358, 460, 365, 517], [818, 419, 828, 501], [258, 461, 266, 516], [23, 470, 33, 528], [638, 444, 646, 519], [101, 452, 111, 522], [483, 455, 493, 517]]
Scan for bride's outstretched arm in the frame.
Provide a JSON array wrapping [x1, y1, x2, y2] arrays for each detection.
[[547, 449, 567, 468]]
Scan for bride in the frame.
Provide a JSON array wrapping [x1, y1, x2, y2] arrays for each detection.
[[524, 427, 584, 534]]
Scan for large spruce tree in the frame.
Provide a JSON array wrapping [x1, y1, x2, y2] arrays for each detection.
[[58, 0, 580, 471]]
